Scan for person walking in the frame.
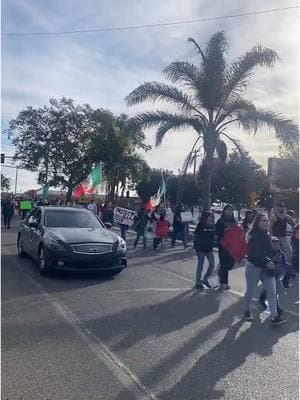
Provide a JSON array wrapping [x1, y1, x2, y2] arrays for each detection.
[[243, 213, 287, 325], [215, 205, 236, 289], [101, 201, 114, 225], [2, 198, 14, 229], [87, 199, 98, 214], [133, 209, 150, 250], [269, 202, 295, 262], [171, 203, 188, 248], [282, 223, 299, 287], [258, 236, 289, 313], [242, 211, 254, 232], [193, 210, 216, 290], [153, 211, 170, 250]]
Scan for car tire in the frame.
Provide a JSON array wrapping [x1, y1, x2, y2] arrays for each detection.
[[17, 235, 26, 257], [38, 246, 50, 275]]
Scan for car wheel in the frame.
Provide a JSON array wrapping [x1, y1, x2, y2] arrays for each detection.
[[38, 246, 50, 275], [17, 235, 26, 257]]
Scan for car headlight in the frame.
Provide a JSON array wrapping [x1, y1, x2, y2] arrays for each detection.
[[117, 238, 126, 253], [44, 237, 67, 252]]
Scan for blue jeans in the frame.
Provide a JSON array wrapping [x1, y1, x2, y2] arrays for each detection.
[[196, 251, 215, 285], [244, 262, 278, 318]]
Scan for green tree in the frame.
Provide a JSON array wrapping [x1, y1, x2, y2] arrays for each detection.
[[126, 31, 298, 208], [209, 151, 268, 208], [275, 144, 299, 190], [8, 98, 106, 201], [1, 174, 10, 192], [90, 111, 151, 201], [136, 168, 201, 207]]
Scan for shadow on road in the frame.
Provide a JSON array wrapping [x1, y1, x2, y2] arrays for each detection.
[[114, 296, 298, 400], [87, 289, 223, 352]]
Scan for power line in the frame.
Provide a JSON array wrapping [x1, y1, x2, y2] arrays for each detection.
[[2, 6, 299, 37]]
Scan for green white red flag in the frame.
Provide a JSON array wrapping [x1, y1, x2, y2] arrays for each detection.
[[74, 164, 102, 198], [144, 177, 166, 211]]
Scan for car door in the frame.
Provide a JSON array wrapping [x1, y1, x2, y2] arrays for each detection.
[[27, 208, 43, 260], [21, 209, 38, 253]]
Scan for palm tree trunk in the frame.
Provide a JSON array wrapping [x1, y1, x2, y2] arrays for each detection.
[[202, 147, 214, 209]]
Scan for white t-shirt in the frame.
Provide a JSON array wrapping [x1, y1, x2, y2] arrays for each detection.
[[88, 203, 98, 214]]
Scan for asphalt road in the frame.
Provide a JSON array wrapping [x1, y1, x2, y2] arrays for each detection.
[[2, 217, 299, 400]]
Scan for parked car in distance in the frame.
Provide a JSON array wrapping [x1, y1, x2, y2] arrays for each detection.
[[17, 207, 127, 275]]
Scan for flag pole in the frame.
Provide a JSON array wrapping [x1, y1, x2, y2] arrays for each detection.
[[162, 171, 166, 208]]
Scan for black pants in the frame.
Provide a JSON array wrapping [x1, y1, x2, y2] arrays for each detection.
[[2, 214, 12, 228], [171, 225, 186, 246], [134, 233, 147, 249], [218, 246, 235, 285], [153, 237, 162, 249]]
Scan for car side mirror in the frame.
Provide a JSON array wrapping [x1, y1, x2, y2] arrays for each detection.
[[29, 221, 39, 229], [104, 222, 112, 229]]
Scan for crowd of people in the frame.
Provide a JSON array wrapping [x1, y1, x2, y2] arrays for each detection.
[[2, 194, 298, 326], [192, 202, 298, 326]]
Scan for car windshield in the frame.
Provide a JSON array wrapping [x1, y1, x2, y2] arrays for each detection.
[[44, 210, 103, 228]]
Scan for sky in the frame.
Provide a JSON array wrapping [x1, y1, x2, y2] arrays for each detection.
[[1, 0, 299, 193]]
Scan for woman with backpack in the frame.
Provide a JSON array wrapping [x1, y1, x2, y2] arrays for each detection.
[[215, 205, 236, 289], [243, 213, 287, 325], [193, 210, 216, 290]]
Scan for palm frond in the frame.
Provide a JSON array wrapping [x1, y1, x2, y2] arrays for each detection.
[[215, 139, 227, 162], [216, 98, 257, 126], [236, 108, 299, 148], [163, 61, 200, 87], [223, 44, 278, 103], [195, 31, 228, 110], [181, 137, 203, 173], [219, 132, 247, 156], [126, 81, 197, 114], [187, 37, 205, 61]]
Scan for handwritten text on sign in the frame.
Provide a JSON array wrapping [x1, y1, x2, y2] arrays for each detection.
[[114, 207, 136, 226]]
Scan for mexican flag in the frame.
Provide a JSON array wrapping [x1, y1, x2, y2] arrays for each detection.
[[74, 164, 102, 198], [145, 177, 166, 211]]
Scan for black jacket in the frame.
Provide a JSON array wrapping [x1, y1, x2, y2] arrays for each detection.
[[194, 223, 215, 253], [247, 230, 273, 269]]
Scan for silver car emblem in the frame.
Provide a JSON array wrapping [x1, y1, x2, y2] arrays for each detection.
[[90, 247, 97, 253]]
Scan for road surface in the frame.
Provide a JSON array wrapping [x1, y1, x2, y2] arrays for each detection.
[[2, 217, 299, 399]]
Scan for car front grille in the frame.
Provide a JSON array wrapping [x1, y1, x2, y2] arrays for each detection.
[[71, 243, 113, 254]]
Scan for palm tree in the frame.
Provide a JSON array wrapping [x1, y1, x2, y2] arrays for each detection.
[[126, 31, 298, 208]]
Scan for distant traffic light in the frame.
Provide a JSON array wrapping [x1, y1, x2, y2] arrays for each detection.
[[1, 153, 5, 163]]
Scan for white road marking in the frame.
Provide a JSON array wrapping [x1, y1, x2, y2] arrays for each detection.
[[4, 247, 158, 400], [103, 288, 190, 293], [147, 263, 299, 318]]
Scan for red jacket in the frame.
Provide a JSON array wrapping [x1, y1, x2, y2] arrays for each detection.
[[155, 219, 170, 238]]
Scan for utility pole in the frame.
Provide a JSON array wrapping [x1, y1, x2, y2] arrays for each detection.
[[14, 167, 19, 195]]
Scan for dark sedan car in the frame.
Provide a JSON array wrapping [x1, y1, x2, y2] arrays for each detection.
[[17, 206, 127, 275]]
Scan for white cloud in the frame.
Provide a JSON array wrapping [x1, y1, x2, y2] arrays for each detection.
[[1, 0, 299, 190]]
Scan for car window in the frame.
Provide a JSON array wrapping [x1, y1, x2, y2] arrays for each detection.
[[35, 209, 41, 224], [44, 210, 103, 228], [27, 208, 38, 224]]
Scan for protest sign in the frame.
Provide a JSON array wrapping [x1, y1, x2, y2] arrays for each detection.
[[180, 211, 193, 222], [192, 206, 199, 223], [20, 200, 32, 210], [114, 207, 136, 226]]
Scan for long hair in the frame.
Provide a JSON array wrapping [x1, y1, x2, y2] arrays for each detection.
[[242, 211, 253, 231], [247, 213, 268, 240], [197, 210, 214, 229], [221, 204, 235, 223]]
